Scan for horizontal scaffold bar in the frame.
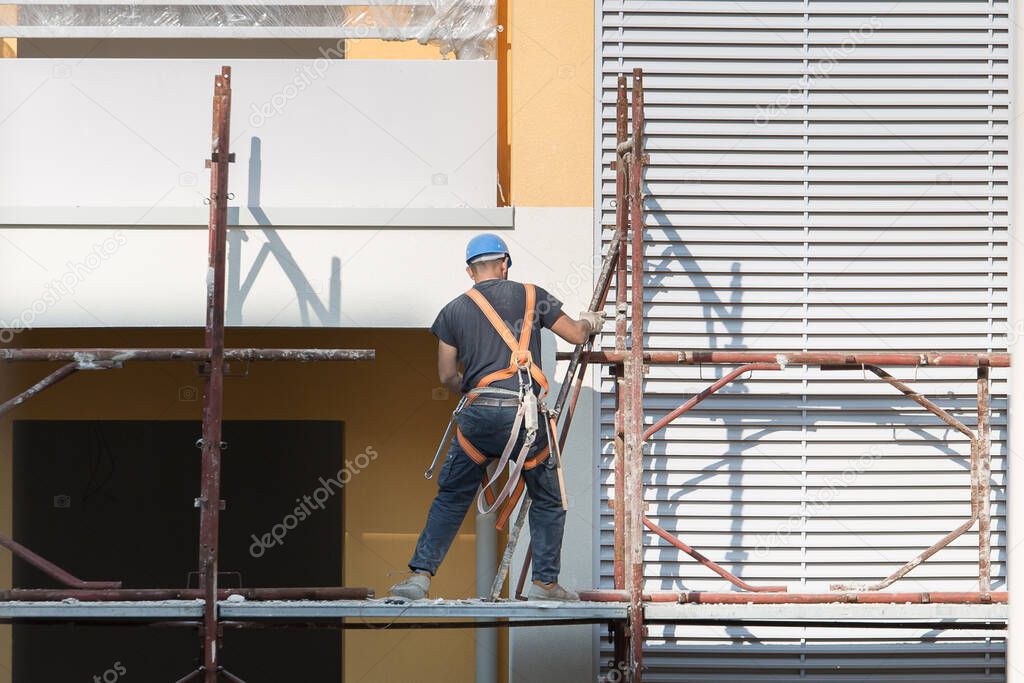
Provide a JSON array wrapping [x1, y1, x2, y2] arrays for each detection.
[[1, 348, 376, 363], [562, 350, 1009, 367]]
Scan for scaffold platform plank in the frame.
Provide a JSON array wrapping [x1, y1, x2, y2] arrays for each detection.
[[0, 600, 204, 620], [219, 598, 627, 620], [0, 599, 629, 623], [0, 599, 1006, 627]]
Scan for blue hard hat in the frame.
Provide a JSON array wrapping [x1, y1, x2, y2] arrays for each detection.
[[465, 233, 511, 268]]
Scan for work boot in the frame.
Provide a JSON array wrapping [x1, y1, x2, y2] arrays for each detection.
[[389, 571, 430, 600], [526, 581, 579, 602]]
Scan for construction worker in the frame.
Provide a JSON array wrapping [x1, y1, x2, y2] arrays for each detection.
[[390, 233, 604, 602]]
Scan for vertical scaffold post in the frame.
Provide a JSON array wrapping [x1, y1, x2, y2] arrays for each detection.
[[199, 65, 232, 683], [610, 71, 631, 678], [625, 67, 646, 683], [613, 72, 630, 594], [977, 364, 992, 593]]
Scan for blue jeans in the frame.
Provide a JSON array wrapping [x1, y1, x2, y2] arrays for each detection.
[[409, 401, 566, 584]]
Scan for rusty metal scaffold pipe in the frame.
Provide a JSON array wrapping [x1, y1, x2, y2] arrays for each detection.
[[0, 535, 121, 589], [173, 669, 204, 683], [197, 64, 231, 683], [978, 365, 992, 593], [590, 69, 1006, 682], [624, 66, 647, 683], [0, 587, 374, 601], [0, 348, 375, 362], [570, 350, 1009, 367], [640, 517, 787, 593], [862, 365, 975, 440], [0, 351, 373, 419], [609, 72, 632, 666], [0, 362, 80, 417], [642, 363, 779, 441], [579, 589, 1008, 604]]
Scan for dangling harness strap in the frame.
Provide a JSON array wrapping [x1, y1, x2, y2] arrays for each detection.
[[457, 430, 549, 471]]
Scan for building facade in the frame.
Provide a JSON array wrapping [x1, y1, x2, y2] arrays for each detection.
[[0, 0, 1011, 680]]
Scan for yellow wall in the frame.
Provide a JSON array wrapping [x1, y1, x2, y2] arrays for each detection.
[[0, 327, 483, 682], [343, 39, 439, 60], [507, 0, 593, 206]]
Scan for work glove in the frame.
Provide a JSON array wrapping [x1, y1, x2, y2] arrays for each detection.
[[580, 310, 606, 336]]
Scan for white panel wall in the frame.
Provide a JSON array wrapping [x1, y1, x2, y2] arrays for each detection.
[[0, 209, 594, 330], [0, 58, 522, 331], [0, 59, 495, 209], [599, 0, 1008, 679]]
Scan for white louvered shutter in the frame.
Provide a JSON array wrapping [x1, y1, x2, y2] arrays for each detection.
[[598, 1, 1008, 679]]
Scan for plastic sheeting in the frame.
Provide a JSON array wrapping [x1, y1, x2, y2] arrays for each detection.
[[1, 1, 497, 58], [368, 0, 495, 59]]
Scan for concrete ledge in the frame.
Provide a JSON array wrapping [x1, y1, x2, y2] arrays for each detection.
[[1, 26, 483, 39], [0, 206, 515, 229]]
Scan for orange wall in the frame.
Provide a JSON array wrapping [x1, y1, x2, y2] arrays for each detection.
[[343, 40, 439, 60], [0, 6, 14, 57]]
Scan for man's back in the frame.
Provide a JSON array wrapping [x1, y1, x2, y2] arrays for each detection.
[[431, 279, 563, 394]]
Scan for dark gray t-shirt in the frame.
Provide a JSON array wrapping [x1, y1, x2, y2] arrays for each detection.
[[431, 279, 564, 394]]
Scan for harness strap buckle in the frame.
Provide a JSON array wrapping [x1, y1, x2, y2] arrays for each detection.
[[512, 349, 533, 369]]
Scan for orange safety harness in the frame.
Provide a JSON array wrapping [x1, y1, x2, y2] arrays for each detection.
[[423, 283, 562, 529]]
